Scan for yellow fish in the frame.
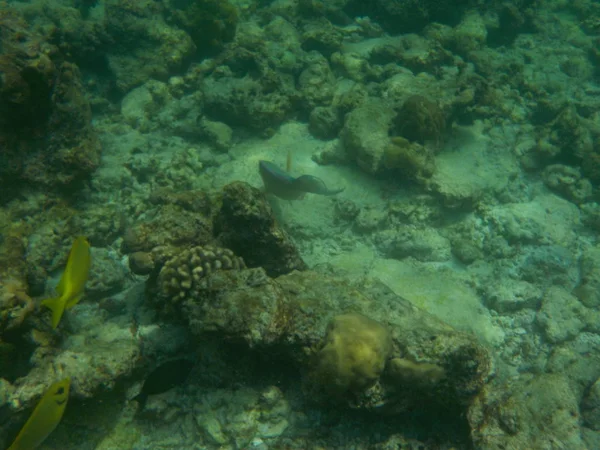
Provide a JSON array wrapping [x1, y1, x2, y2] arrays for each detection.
[[42, 236, 91, 329], [8, 377, 71, 450]]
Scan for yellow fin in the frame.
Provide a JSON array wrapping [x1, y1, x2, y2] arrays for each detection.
[[41, 297, 66, 330], [65, 293, 83, 310], [62, 237, 91, 294], [55, 270, 66, 296], [8, 377, 71, 450], [43, 236, 91, 328]]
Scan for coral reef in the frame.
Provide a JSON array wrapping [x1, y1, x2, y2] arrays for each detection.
[[4, 0, 600, 447], [142, 265, 491, 416], [163, 0, 239, 58], [102, 0, 195, 93], [0, 7, 101, 202], [152, 245, 246, 316], [214, 182, 307, 277]]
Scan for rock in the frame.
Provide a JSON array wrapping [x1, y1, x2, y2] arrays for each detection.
[[375, 227, 452, 262], [536, 287, 587, 343], [470, 374, 588, 449], [0, 7, 100, 201], [483, 280, 542, 313], [308, 106, 342, 140], [575, 246, 600, 308], [104, 0, 195, 93], [297, 52, 335, 111], [121, 203, 214, 254], [543, 164, 593, 204], [86, 248, 128, 298], [340, 98, 395, 174], [451, 11, 487, 54], [129, 252, 155, 276], [214, 182, 307, 277], [583, 378, 600, 430], [199, 118, 233, 152], [153, 268, 492, 412]]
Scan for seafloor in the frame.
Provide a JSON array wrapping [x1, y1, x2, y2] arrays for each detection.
[[1, 0, 600, 449]]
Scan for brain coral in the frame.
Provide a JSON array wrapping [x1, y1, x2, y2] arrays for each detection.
[[311, 313, 392, 395], [154, 245, 245, 311]]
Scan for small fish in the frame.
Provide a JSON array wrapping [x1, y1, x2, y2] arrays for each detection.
[[259, 160, 345, 200], [8, 377, 71, 450], [42, 236, 92, 329], [133, 358, 195, 409]]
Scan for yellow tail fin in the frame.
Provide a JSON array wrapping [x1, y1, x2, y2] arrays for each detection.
[[41, 297, 65, 329]]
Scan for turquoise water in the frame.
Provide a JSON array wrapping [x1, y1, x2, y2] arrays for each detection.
[[1, 1, 600, 449]]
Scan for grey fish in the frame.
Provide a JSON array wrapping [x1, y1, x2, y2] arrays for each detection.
[[259, 160, 344, 200]]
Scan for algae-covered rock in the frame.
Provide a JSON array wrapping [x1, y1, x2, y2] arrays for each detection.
[[121, 195, 215, 253], [543, 164, 593, 204], [575, 246, 600, 308], [393, 95, 446, 148], [214, 182, 307, 277], [146, 267, 492, 413], [163, 0, 239, 58], [103, 0, 195, 93], [470, 374, 588, 450], [583, 377, 600, 430], [0, 7, 101, 201], [375, 226, 452, 262], [340, 98, 395, 174], [383, 136, 436, 181], [536, 287, 588, 344]]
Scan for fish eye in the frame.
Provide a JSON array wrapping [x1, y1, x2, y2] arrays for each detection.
[[56, 387, 64, 395]]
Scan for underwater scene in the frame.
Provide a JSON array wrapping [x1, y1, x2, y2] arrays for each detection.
[[2, 0, 600, 449]]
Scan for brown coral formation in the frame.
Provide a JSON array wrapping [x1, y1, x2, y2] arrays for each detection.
[[215, 182, 307, 277]]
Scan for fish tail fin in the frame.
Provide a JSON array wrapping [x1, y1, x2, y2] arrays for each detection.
[[41, 297, 65, 329]]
